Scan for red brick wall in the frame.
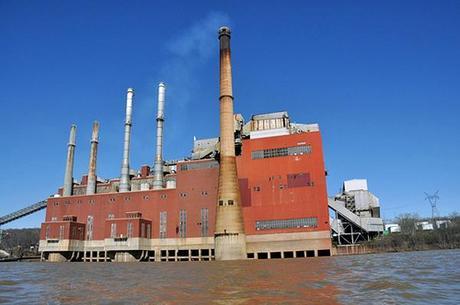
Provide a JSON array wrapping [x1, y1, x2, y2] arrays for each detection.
[[42, 132, 330, 240]]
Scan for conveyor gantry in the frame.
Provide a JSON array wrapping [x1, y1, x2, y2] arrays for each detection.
[[0, 200, 48, 226]]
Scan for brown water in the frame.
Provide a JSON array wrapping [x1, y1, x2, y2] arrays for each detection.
[[0, 249, 459, 305]]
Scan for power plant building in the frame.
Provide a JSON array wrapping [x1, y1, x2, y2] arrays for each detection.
[[38, 27, 332, 262]]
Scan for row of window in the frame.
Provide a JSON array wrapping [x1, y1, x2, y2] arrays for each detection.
[[255, 217, 318, 230], [47, 214, 316, 240], [52, 190, 210, 206], [82, 209, 210, 240], [110, 222, 152, 239], [251, 145, 312, 160]]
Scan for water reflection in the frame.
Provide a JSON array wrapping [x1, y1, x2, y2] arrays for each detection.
[[0, 249, 458, 305]]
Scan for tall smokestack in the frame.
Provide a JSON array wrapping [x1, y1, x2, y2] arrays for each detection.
[[214, 26, 247, 260], [119, 88, 134, 193], [153, 82, 166, 190], [86, 121, 100, 195], [63, 124, 77, 197]]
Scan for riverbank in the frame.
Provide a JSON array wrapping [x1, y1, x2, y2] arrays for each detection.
[[333, 225, 460, 256]]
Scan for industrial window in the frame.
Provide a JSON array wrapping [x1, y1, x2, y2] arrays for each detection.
[[201, 208, 209, 237], [251, 145, 312, 160], [59, 225, 64, 240], [110, 223, 117, 238], [179, 209, 187, 238], [76, 199, 82, 204], [255, 217, 317, 230], [143, 195, 150, 200], [141, 222, 145, 238], [71, 226, 77, 239], [160, 194, 167, 199], [108, 213, 114, 220], [86, 215, 94, 240], [179, 192, 187, 197], [54, 202, 59, 206], [253, 186, 261, 192], [146, 224, 151, 239], [124, 196, 131, 201], [160, 211, 167, 239], [127, 222, 133, 238], [228, 200, 234, 205], [45, 225, 50, 239], [109, 198, 116, 202], [180, 161, 219, 171], [201, 191, 208, 196], [89, 199, 95, 204], [51, 217, 58, 221]]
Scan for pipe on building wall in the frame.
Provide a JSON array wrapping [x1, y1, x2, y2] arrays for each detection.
[[63, 124, 77, 197], [153, 82, 166, 190], [86, 121, 100, 195], [119, 88, 134, 193], [214, 26, 247, 260]]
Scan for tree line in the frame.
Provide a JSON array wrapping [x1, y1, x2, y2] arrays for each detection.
[[367, 213, 460, 252]]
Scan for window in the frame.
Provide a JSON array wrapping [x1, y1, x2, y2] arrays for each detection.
[[45, 225, 50, 239], [89, 199, 95, 204], [108, 213, 114, 220], [179, 192, 187, 198], [160, 211, 167, 239], [251, 145, 312, 160], [179, 209, 187, 238], [201, 208, 208, 237], [86, 215, 94, 240], [51, 217, 58, 221], [255, 217, 318, 230], [253, 186, 261, 192], [71, 226, 77, 239], [143, 195, 149, 200], [109, 198, 116, 203], [146, 224, 151, 239], [127, 222, 133, 238], [141, 223, 146, 238], [59, 225, 65, 240], [110, 223, 117, 238], [160, 194, 167, 200], [180, 161, 219, 171]]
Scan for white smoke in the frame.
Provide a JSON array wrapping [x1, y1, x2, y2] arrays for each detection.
[[160, 11, 231, 108]]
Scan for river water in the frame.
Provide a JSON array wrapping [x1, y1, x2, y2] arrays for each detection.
[[0, 249, 459, 305]]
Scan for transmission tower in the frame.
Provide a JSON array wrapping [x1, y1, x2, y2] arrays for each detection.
[[424, 191, 440, 221]]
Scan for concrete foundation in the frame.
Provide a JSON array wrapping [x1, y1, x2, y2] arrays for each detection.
[[114, 252, 137, 262], [214, 233, 247, 260], [48, 252, 67, 262]]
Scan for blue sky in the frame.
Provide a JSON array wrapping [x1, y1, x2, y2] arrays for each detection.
[[1, 1, 459, 228]]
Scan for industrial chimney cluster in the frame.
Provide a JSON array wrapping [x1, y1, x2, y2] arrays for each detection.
[[40, 26, 336, 263], [61, 83, 167, 196]]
